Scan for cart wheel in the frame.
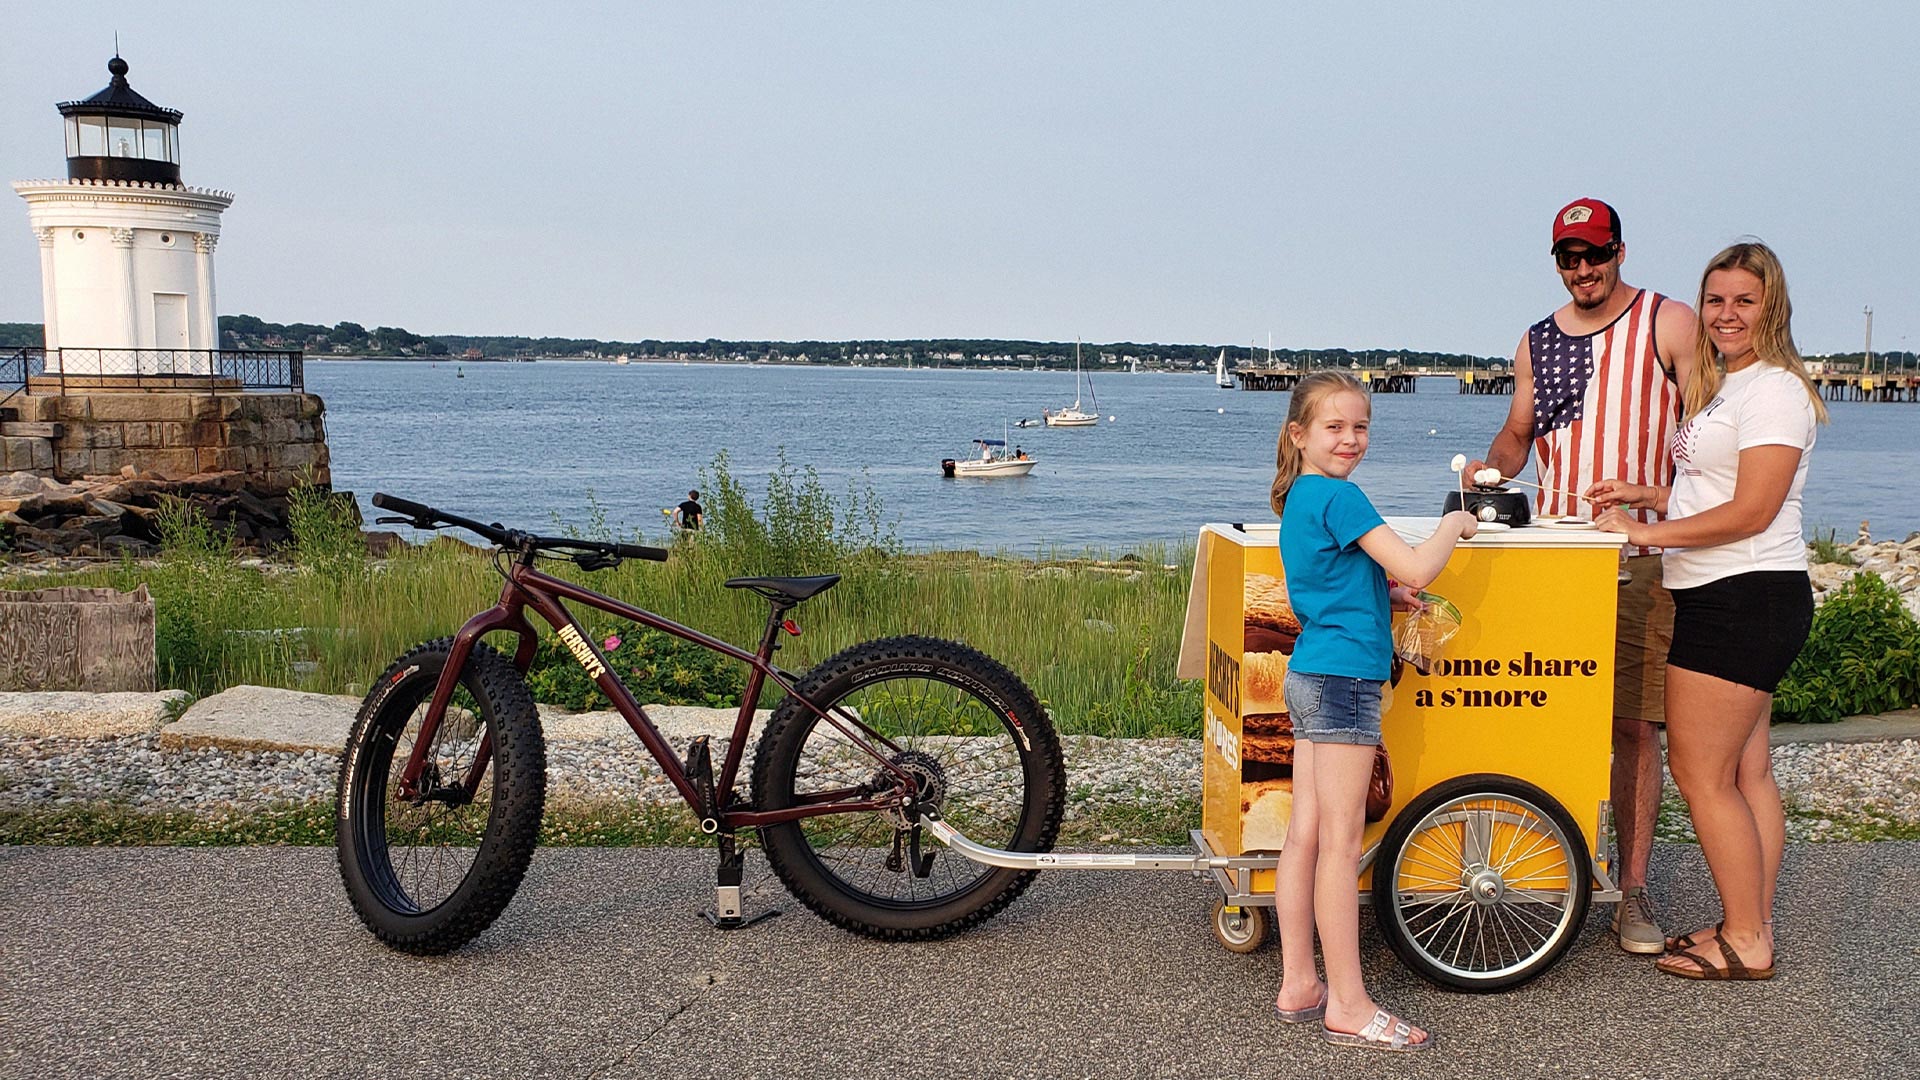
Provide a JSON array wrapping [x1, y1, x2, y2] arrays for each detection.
[[1211, 897, 1271, 954], [1372, 774, 1591, 992]]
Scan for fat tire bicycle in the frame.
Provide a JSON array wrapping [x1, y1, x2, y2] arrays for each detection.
[[335, 494, 1066, 954]]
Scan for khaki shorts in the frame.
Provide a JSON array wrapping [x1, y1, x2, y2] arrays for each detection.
[[1614, 555, 1674, 724]]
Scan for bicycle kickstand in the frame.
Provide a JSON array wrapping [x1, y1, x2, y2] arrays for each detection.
[[702, 831, 781, 931]]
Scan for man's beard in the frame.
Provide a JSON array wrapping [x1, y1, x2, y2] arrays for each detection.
[[1568, 274, 1613, 310]]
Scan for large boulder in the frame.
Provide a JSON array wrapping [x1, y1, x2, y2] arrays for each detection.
[[160, 685, 361, 752], [0, 690, 191, 737]]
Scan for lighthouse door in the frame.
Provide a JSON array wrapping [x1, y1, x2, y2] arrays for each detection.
[[154, 293, 190, 351]]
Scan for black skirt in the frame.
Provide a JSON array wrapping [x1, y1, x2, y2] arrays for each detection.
[[1665, 570, 1814, 693]]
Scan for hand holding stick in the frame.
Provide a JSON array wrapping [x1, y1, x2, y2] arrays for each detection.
[[1449, 456, 1586, 505]]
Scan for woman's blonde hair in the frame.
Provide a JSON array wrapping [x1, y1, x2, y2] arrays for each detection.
[[1270, 371, 1370, 515], [1685, 240, 1829, 424]]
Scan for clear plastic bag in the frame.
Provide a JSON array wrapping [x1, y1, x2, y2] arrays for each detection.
[[1394, 591, 1463, 676]]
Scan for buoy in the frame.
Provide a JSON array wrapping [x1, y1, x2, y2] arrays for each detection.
[[1108, 415, 1116, 422], [1217, 407, 1225, 414], [1428, 428, 1438, 436]]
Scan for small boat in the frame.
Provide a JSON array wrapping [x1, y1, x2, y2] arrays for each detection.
[[1044, 338, 1101, 427], [1216, 349, 1233, 389], [943, 439, 1035, 478]]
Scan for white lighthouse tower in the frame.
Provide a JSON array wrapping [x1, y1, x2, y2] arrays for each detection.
[[13, 55, 233, 374]]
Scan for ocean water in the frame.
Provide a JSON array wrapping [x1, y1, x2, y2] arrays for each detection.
[[308, 361, 1919, 553]]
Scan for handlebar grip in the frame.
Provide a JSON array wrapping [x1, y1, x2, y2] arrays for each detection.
[[613, 542, 671, 563], [371, 492, 435, 521]]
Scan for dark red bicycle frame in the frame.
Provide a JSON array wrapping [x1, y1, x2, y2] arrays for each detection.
[[391, 556, 918, 829]]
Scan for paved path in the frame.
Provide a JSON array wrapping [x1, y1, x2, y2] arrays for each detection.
[[2, 843, 1913, 1080]]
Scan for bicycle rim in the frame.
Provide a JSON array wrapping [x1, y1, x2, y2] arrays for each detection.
[[784, 672, 1035, 907], [354, 688, 493, 914]]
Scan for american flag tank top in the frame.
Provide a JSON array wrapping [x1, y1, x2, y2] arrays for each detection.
[[1528, 289, 1678, 557]]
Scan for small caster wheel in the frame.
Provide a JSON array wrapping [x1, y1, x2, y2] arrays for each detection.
[[1211, 897, 1270, 954]]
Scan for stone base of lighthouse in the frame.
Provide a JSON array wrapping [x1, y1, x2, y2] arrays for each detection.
[[1, 389, 339, 559], [4, 389, 329, 491]]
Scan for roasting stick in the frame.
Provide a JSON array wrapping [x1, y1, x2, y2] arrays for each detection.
[[1485, 473, 1590, 506], [1448, 455, 1589, 510]]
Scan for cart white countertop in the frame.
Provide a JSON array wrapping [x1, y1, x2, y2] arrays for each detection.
[[1202, 518, 1627, 550]]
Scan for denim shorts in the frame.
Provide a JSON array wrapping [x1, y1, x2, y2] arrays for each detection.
[[1283, 669, 1384, 746]]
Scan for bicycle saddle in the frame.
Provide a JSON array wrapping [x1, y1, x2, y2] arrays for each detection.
[[722, 574, 842, 604]]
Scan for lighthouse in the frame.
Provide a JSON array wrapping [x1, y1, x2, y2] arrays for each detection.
[[13, 55, 233, 372], [2, 53, 328, 518]]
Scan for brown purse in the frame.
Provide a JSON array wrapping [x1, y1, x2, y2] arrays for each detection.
[[1366, 745, 1393, 822]]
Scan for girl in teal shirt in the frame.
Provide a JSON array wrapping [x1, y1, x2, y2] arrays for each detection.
[[1270, 372, 1476, 1053]]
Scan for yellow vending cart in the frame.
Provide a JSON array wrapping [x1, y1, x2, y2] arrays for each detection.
[[1177, 518, 1627, 991]]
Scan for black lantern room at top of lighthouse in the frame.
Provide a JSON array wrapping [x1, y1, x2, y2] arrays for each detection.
[[57, 55, 183, 185]]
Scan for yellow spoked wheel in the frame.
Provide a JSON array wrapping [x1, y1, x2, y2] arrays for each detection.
[[1372, 774, 1590, 991]]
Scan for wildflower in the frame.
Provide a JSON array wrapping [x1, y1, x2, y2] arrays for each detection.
[[603, 635, 622, 651]]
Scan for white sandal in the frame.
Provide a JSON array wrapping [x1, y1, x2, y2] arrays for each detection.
[[1321, 1008, 1432, 1052]]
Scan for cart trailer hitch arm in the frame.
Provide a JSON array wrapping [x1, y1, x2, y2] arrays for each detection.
[[920, 814, 1278, 874]]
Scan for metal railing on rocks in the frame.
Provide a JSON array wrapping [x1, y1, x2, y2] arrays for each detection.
[[0, 347, 303, 394]]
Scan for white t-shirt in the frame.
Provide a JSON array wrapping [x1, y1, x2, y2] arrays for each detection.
[[1662, 363, 1817, 589]]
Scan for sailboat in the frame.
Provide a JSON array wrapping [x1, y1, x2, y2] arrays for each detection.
[[1044, 339, 1100, 427], [1215, 348, 1233, 389]]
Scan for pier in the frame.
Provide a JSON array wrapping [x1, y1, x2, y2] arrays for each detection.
[[1227, 368, 1512, 395], [1812, 372, 1920, 403]]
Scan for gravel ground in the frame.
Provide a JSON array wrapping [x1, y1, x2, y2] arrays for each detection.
[[2, 731, 1914, 842]]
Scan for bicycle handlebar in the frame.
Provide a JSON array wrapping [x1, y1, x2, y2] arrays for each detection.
[[371, 492, 670, 563]]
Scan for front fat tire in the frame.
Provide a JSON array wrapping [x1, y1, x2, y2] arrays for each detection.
[[335, 639, 546, 955], [1371, 773, 1591, 992], [751, 635, 1066, 940]]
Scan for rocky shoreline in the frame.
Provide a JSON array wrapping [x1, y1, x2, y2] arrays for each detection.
[[0, 468, 365, 558], [1802, 523, 1918, 613]]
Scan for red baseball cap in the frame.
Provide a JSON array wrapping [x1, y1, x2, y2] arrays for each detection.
[[1551, 198, 1621, 251]]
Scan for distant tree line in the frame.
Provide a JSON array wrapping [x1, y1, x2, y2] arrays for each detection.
[[0, 323, 43, 348], [209, 316, 1511, 371], [3, 318, 1907, 374], [220, 315, 449, 357]]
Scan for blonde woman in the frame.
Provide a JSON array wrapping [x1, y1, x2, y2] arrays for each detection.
[[1589, 241, 1823, 980]]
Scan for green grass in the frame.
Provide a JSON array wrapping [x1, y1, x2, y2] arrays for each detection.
[[1809, 527, 1857, 566], [3, 518, 1200, 739]]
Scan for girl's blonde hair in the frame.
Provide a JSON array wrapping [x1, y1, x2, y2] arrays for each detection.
[[1685, 240, 1829, 424], [1271, 371, 1370, 515]]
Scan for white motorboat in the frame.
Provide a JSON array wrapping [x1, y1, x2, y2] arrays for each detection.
[[943, 439, 1035, 478], [1045, 338, 1101, 426]]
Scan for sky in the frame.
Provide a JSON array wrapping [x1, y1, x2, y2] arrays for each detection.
[[3, 2, 1915, 357]]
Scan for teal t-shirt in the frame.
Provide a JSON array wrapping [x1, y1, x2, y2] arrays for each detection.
[[1278, 474, 1391, 681]]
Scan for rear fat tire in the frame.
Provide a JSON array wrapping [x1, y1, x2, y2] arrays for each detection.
[[335, 639, 546, 955], [1371, 773, 1591, 992], [751, 635, 1066, 940]]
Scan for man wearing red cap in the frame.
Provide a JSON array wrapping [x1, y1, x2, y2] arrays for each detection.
[[1468, 198, 1698, 954]]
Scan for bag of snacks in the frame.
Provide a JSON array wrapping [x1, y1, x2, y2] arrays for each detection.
[[1393, 592, 1463, 676]]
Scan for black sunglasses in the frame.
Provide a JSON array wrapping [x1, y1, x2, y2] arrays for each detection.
[[1555, 244, 1618, 271]]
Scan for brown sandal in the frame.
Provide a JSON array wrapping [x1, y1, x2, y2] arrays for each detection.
[[1657, 935, 1775, 981], [1665, 921, 1721, 954]]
